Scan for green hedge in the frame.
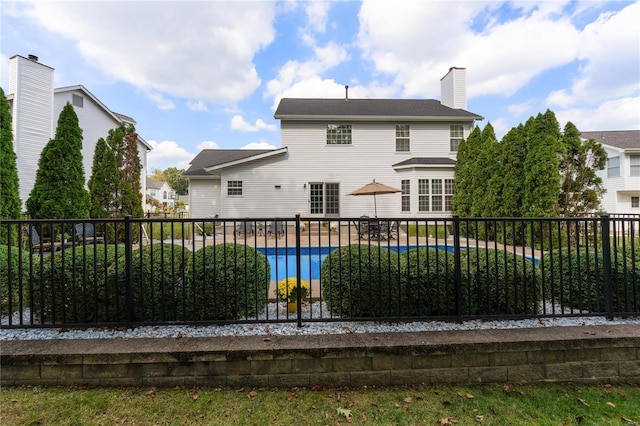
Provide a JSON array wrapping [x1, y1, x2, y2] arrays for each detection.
[[541, 248, 639, 313], [399, 248, 457, 316], [320, 245, 401, 317], [28, 245, 125, 323], [0, 245, 24, 315], [182, 244, 270, 321], [460, 248, 540, 316], [110, 243, 187, 322]]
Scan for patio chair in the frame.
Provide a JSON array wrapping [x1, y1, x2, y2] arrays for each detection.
[[387, 220, 399, 240], [74, 223, 106, 245], [235, 220, 254, 236], [358, 216, 370, 240], [26, 225, 63, 255], [268, 220, 285, 238]]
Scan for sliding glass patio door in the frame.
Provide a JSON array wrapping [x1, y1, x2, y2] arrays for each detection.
[[309, 183, 339, 216]]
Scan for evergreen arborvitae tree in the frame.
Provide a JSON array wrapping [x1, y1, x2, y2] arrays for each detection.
[[470, 123, 500, 217], [558, 122, 607, 216], [88, 137, 119, 218], [452, 125, 481, 216], [119, 127, 144, 218], [0, 87, 21, 220], [26, 102, 90, 219], [522, 112, 563, 217], [496, 125, 527, 217]]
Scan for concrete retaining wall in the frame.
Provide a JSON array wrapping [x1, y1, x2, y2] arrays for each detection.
[[2, 324, 639, 387]]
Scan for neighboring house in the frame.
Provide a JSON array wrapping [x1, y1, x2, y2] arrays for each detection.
[[6, 54, 152, 213], [583, 130, 640, 214], [145, 179, 177, 212], [185, 68, 483, 219]]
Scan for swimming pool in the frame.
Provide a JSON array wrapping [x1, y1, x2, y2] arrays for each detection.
[[258, 245, 539, 281]]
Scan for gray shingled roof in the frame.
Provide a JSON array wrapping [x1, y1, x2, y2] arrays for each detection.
[[184, 149, 275, 177], [274, 98, 483, 120], [580, 130, 640, 150], [392, 157, 457, 167]]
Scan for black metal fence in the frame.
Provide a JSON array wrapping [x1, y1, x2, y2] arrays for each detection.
[[1, 215, 638, 329]]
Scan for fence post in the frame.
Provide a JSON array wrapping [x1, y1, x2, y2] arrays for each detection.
[[600, 214, 613, 319], [453, 215, 462, 322], [295, 214, 303, 327], [124, 215, 135, 326]]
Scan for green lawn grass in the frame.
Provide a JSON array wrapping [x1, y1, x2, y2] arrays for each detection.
[[2, 383, 639, 425]]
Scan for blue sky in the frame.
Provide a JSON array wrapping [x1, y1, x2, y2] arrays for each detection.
[[2, 1, 638, 172]]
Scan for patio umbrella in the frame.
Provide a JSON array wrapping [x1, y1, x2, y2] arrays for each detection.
[[349, 179, 401, 217]]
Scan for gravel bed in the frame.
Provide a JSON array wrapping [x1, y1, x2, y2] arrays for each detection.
[[2, 302, 639, 341]]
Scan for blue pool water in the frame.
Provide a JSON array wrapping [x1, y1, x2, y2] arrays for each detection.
[[257, 245, 539, 281]]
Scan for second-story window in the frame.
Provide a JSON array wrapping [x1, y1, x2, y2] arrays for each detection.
[[608, 156, 620, 177], [227, 180, 243, 196], [631, 155, 640, 177], [395, 124, 410, 152], [326, 124, 352, 145], [450, 124, 463, 151]]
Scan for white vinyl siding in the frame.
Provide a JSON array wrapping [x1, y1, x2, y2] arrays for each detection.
[[189, 180, 221, 218]]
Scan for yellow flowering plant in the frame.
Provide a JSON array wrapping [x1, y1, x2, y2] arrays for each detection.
[[276, 277, 310, 303]]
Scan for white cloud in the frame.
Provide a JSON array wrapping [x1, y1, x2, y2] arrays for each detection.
[[147, 140, 194, 170], [507, 101, 534, 117], [196, 141, 220, 150], [231, 115, 277, 132], [241, 140, 278, 150], [546, 89, 575, 108], [186, 100, 208, 112], [19, 1, 276, 104], [146, 91, 175, 111], [555, 97, 640, 132]]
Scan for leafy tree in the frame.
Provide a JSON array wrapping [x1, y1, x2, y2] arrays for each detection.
[[163, 167, 189, 195], [148, 168, 164, 181], [558, 122, 607, 216], [26, 103, 90, 219], [0, 87, 21, 220]]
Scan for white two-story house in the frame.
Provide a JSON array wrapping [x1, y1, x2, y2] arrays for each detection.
[[582, 130, 640, 214], [185, 67, 483, 219], [7, 54, 152, 213], [145, 179, 177, 212]]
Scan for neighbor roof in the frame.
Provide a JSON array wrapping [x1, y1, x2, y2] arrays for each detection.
[[274, 98, 483, 121], [580, 130, 640, 150], [184, 149, 286, 177]]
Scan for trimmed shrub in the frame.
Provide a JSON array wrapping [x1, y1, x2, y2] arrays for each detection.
[[460, 248, 540, 316], [28, 245, 125, 323], [541, 248, 639, 313], [182, 244, 270, 321], [110, 243, 187, 322], [399, 248, 457, 316], [1, 245, 24, 315], [320, 244, 401, 317]]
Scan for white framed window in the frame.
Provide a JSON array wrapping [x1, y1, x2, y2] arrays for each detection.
[[395, 124, 410, 152], [401, 180, 410, 212], [608, 156, 620, 177], [72, 94, 83, 108], [326, 124, 352, 145], [418, 179, 429, 212], [227, 180, 243, 196], [445, 179, 455, 211], [630, 155, 640, 177], [632, 196, 640, 208], [431, 179, 443, 211], [450, 124, 463, 151]]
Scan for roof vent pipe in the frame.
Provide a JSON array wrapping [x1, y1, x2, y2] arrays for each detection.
[[345, 85, 349, 100], [28, 54, 38, 61]]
